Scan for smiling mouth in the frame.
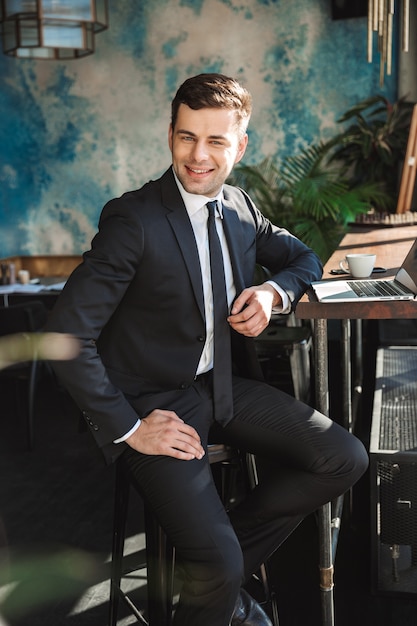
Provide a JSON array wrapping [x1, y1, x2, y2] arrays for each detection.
[[186, 166, 213, 175]]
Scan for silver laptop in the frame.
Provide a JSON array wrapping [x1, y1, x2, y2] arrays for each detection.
[[311, 238, 417, 302]]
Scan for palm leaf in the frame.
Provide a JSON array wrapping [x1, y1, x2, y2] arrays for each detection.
[[229, 142, 374, 262]]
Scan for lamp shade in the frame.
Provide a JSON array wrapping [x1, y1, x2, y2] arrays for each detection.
[[0, 0, 109, 59]]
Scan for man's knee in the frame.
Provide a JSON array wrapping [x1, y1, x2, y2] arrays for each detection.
[[349, 434, 369, 481], [332, 432, 369, 489]]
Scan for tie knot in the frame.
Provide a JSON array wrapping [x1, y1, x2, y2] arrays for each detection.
[[206, 201, 217, 219]]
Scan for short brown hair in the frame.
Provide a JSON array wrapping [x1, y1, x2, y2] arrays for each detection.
[[171, 73, 252, 139]]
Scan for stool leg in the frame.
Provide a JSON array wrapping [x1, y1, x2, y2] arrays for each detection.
[[109, 464, 130, 626], [144, 504, 175, 626], [259, 562, 280, 626], [243, 454, 280, 626], [289, 341, 311, 403]]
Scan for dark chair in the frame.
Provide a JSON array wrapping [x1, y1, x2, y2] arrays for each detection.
[[0, 300, 48, 449], [255, 312, 312, 403], [109, 444, 279, 626]]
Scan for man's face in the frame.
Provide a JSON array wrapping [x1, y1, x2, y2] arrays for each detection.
[[168, 103, 248, 197]]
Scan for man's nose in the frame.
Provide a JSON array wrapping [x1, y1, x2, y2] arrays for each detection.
[[191, 140, 209, 162]]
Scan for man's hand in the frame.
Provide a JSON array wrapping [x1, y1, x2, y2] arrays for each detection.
[[227, 283, 280, 337], [125, 409, 205, 460]]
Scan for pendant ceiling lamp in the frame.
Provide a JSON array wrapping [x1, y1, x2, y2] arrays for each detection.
[[367, 0, 409, 86], [0, 0, 109, 60]]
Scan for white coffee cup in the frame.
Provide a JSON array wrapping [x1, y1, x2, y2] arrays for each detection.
[[18, 269, 30, 284], [339, 253, 376, 278]]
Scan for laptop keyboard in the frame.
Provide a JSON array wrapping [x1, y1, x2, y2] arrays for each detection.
[[347, 280, 411, 298]]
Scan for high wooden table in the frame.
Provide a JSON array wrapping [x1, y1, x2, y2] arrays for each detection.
[[297, 225, 417, 321], [295, 225, 417, 626]]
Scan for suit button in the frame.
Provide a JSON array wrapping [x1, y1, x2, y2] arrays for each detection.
[[179, 383, 187, 389], [197, 336, 205, 342]]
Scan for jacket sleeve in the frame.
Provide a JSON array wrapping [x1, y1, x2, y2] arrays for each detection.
[[45, 194, 146, 450]]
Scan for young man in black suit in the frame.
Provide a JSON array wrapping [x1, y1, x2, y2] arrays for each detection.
[[47, 73, 368, 625]]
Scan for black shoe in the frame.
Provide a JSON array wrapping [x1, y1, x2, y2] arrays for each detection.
[[231, 588, 273, 625]]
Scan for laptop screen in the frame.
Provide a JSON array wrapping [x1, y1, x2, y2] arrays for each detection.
[[396, 238, 417, 294]]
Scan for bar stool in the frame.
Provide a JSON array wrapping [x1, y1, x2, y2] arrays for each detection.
[[255, 313, 312, 403], [108, 444, 279, 626]]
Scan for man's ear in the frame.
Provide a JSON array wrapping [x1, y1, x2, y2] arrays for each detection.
[[235, 134, 248, 165], [168, 124, 173, 152]]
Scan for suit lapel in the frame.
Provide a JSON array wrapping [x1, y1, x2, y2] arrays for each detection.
[[222, 197, 264, 381], [161, 171, 205, 318], [222, 199, 246, 294]]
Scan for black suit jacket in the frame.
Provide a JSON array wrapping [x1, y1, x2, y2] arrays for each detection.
[[46, 167, 322, 463]]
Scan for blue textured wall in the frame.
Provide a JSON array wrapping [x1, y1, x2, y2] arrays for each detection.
[[0, 0, 396, 257]]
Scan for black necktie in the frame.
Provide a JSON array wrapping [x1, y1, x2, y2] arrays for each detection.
[[206, 201, 233, 424]]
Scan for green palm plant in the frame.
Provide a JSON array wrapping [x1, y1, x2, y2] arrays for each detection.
[[326, 95, 412, 211], [229, 143, 385, 262]]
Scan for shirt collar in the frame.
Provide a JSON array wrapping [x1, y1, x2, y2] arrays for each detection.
[[173, 169, 224, 218]]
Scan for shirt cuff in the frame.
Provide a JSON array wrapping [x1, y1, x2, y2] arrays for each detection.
[[113, 418, 141, 443], [267, 280, 291, 314]]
